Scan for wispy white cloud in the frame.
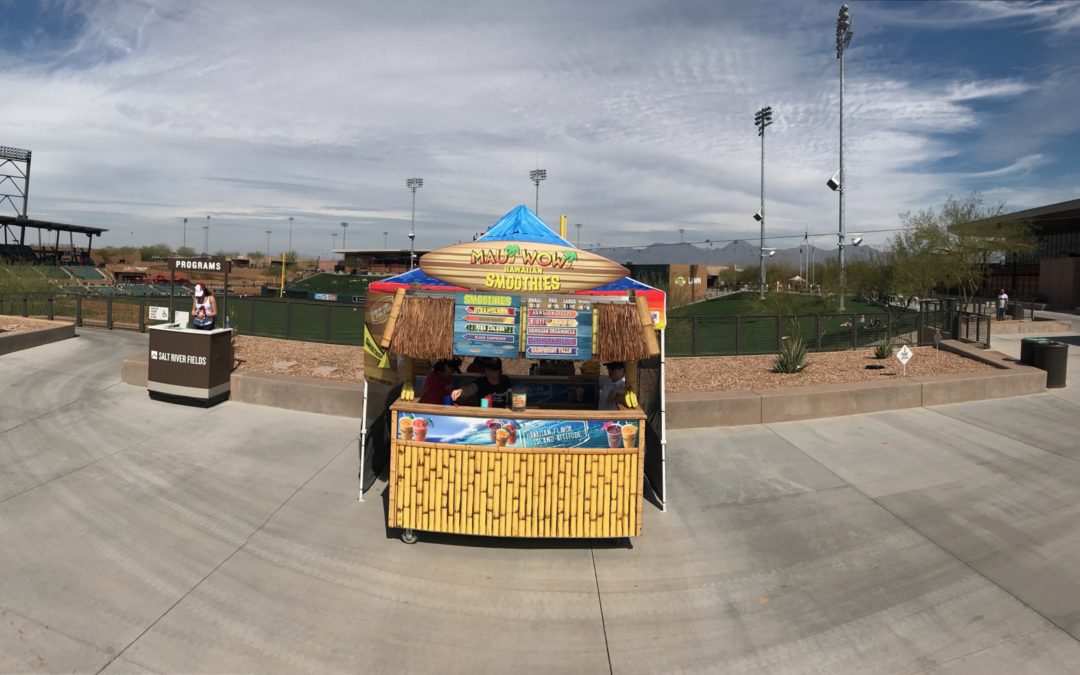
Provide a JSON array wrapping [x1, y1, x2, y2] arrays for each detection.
[[0, 0, 1074, 254]]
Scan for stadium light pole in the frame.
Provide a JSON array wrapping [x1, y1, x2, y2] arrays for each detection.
[[575, 223, 582, 248], [182, 217, 187, 248], [754, 105, 774, 300], [406, 177, 423, 270], [265, 230, 272, 265], [836, 3, 854, 311], [340, 221, 348, 249], [679, 228, 685, 243], [383, 231, 389, 248], [288, 216, 294, 257], [529, 169, 546, 216], [331, 231, 337, 255], [205, 215, 210, 256]]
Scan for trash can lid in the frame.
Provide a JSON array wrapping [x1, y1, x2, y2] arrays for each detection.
[[1022, 337, 1052, 344]]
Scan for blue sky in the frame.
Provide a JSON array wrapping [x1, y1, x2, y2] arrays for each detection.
[[1, 0, 1078, 255]]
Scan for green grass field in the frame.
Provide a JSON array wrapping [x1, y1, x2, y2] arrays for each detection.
[[666, 292, 916, 356], [290, 272, 382, 297]]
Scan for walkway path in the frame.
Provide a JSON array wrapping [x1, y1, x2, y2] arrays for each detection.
[[2, 328, 1080, 673]]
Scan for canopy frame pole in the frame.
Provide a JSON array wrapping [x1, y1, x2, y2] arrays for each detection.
[[659, 327, 667, 512], [358, 379, 369, 503]]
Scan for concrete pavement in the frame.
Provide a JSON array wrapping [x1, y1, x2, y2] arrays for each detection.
[[3, 327, 1080, 673]]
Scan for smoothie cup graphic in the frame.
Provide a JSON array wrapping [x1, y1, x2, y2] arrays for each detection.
[[400, 416, 414, 441], [621, 423, 638, 449], [486, 420, 501, 442], [412, 418, 429, 442], [495, 428, 509, 447], [606, 423, 622, 448]]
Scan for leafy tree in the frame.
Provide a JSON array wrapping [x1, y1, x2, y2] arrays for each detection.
[[175, 246, 198, 257], [891, 193, 1029, 309], [138, 243, 174, 260]]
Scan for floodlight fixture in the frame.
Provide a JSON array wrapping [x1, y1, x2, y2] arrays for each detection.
[[529, 168, 547, 215], [753, 210, 763, 222], [837, 5, 854, 58], [851, 235, 863, 246], [0, 145, 30, 161], [827, 171, 841, 191], [753, 106, 773, 137]]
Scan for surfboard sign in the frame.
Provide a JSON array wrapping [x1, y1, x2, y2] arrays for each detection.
[[420, 241, 629, 293]]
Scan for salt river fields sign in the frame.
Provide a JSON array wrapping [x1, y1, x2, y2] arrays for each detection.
[[421, 241, 628, 293], [453, 293, 521, 358]]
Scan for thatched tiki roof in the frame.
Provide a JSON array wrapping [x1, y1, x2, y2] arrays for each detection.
[[596, 302, 655, 362], [387, 296, 455, 360]]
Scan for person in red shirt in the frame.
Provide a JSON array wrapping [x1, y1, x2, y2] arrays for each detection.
[[420, 359, 457, 404]]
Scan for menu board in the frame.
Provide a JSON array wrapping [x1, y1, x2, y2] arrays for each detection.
[[524, 296, 593, 361], [453, 293, 520, 358]]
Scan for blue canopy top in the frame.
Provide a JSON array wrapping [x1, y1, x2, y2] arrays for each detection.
[[369, 204, 660, 295], [476, 204, 572, 246]]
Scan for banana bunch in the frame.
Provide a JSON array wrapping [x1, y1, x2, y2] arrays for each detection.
[[400, 382, 415, 401], [623, 386, 639, 409]]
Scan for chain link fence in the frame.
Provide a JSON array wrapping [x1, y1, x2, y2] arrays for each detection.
[[0, 293, 364, 345]]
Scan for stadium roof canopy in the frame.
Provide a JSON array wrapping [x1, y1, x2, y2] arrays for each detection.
[[0, 215, 108, 236]]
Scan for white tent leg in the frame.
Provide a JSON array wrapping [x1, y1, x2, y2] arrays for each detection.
[[358, 378, 369, 503], [659, 327, 667, 512]]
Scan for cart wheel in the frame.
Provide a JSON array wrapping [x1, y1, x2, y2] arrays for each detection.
[[400, 529, 419, 545]]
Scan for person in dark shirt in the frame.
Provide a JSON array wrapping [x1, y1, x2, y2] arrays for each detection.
[[420, 359, 457, 405], [465, 357, 489, 374], [451, 358, 513, 407]]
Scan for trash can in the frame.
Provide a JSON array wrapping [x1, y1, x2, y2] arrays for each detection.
[[1020, 337, 1047, 366], [1039, 340, 1069, 389]]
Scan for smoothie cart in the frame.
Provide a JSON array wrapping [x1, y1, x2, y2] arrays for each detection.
[[360, 206, 668, 543]]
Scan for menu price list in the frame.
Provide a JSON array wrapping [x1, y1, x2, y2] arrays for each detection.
[[524, 296, 593, 360]]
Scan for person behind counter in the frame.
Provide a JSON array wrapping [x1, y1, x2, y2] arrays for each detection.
[[191, 283, 217, 330], [451, 358, 513, 407], [420, 359, 457, 404], [598, 361, 626, 410]]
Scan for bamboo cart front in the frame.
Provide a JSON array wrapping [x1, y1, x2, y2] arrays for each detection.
[[389, 402, 645, 539]]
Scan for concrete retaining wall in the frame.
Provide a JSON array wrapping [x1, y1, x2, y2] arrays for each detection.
[[989, 320, 1071, 334], [0, 323, 76, 356], [122, 354, 364, 417], [121, 338, 1047, 423]]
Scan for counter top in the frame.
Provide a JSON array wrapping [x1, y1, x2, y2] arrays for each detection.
[[148, 324, 232, 336], [391, 400, 645, 421]]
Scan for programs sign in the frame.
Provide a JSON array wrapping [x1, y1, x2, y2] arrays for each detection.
[[453, 293, 521, 358]]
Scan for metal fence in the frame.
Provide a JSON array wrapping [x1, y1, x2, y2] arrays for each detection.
[[916, 298, 991, 349], [0, 293, 364, 345], [3, 292, 990, 354], [665, 311, 920, 357]]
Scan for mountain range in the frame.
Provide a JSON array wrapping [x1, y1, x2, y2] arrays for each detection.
[[589, 241, 879, 270]]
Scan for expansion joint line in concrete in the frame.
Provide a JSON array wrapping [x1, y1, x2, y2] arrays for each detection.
[[591, 548, 614, 675], [0, 383, 217, 507], [93, 437, 357, 675], [927, 401, 1080, 468], [762, 423, 1080, 649]]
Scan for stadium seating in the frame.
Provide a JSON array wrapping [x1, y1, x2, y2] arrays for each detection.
[[63, 266, 107, 280]]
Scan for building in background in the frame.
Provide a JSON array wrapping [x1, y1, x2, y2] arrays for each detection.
[[333, 248, 431, 276]]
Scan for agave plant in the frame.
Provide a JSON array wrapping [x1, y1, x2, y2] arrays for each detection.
[[773, 319, 808, 374], [873, 338, 894, 360]]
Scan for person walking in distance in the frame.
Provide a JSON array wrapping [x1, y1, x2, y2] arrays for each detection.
[[997, 288, 1009, 321]]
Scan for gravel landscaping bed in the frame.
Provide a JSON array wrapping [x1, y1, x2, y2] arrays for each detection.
[[232, 336, 996, 393], [234, 335, 364, 382], [0, 317, 71, 335], [666, 346, 996, 393]]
